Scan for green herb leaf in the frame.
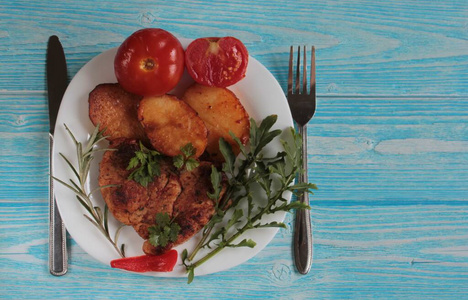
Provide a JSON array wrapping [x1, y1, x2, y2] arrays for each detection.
[[226, 209, 243, 231], [181, 143, 196, 157], [187, 268, 195, 284], [181, 249, 188, 262], [155, 211, 171, 226], [254, 221, 287, 229], [207, 165, 222, 201], [227, 239, 256, 248], [55, 124, 126, 258], [219, 138, 235, 174], [185, 158, 199, 171], [173, 155, 184, 169], [127, 142, 161, 187], [148, 212, 181, 248], [173, 143, 200, 171], [183, 115, 318, 278]]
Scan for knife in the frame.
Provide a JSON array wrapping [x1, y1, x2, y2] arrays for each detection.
[[46, 35, 68, 276]]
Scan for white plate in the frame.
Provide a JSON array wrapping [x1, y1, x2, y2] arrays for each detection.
[[53, 38, 294, 277]]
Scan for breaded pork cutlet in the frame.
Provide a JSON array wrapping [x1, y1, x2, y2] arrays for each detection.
[[98, 139, 181, 242], [99, 139, 225, 255]]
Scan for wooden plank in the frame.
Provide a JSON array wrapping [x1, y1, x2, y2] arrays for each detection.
[[0, 203, 467, 298], [1, 0, 467, 298], [1, 94, 466, 205], [0, 0, 467, 95]]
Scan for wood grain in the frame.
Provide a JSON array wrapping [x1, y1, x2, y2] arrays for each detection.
[[1, 0, 467, 298], [1, 204, 467, 298], [0, 0, 467, 95]]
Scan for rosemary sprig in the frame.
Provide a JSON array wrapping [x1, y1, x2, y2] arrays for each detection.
[[182, 115, 317, 283], [53, 124, 126, 258]]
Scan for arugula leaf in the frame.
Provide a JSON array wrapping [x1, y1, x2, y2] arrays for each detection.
[[227, 239, 256, 248], [207, 165, 222, 201], [148, 212, 181, 248], [219, 138, 235, 174], [183, 115, 318, 283]]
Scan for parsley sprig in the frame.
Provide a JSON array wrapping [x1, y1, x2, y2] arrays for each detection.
[[127, 142, 161, 187], [53, 124, 126, 258], [173, 143, 200, 171], [148, 212, 181, 247], [182, 115, 317, 283]]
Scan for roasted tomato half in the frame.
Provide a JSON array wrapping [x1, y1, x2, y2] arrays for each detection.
[[114, 28, 185, 96], [185, 37, 248, 87]]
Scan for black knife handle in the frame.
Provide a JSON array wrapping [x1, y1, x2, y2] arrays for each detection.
[[49, 134, 68, 276]]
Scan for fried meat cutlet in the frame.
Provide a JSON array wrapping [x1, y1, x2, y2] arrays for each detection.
[[98, 139, 181, 240], [143, 161, 225, 255], [99, 139, 225, 255]]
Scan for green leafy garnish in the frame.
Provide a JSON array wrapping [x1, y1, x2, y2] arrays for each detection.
[[207, 165, 222, 202], [173, 143, 200, 171], [127, 141, 161, 187], [148, 212, 181, 247], [182, 115, 318, 283], [53, 124, 126, 258]]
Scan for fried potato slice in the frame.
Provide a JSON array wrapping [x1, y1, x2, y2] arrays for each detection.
[[88, 83, 147, 141], [182, 83, 250, 162], [138, 94, 207, 158]]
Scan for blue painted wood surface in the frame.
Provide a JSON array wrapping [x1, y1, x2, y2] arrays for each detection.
[[1, 0, 467, 298]]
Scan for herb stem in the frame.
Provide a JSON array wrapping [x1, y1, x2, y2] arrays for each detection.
[[188, 222, 246, 270], [188, 191, 282, 270], [183, 118, 318, 283], [56, 124, 126, 258], [187, 154, 254, 261]]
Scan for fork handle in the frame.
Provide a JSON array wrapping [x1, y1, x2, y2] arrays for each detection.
[[293, 124, 312, 274]]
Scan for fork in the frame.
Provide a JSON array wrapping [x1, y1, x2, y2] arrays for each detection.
[[287, 45, 316, 274]]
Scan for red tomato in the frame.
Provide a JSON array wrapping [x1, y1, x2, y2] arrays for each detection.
[[110, 250, 178, 273], [114, 28, 185, 96], [185, 37, 248, 87]]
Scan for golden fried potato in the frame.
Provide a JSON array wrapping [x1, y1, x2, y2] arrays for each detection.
[[138, 94, 207, 158], [182, 83, 250, 162], [88, 83, 147, 141]]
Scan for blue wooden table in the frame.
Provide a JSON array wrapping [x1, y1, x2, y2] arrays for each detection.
[[1, 0, 467, 298]]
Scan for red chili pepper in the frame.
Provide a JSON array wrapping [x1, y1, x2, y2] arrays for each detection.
[[110, 250, 178, 272]]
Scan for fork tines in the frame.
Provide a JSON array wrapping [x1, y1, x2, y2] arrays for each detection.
[[287, 45, 317, 127], [288, 45, 316, 96]]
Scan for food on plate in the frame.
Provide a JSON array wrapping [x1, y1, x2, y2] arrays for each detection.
[[88, 83, 147, 141], [182, 83, 250, 162], [99, 139, 225, 255], [84, 30, 278, 272], [138, 94, 208, 158], [56, 28, 316, 280], [185, 36, 248, 87], [144, 161, 226, 255], [114, 28, 185, 96], [99, 139, 181, 241], [110, 250, 178, 272]]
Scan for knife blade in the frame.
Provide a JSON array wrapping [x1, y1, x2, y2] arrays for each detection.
[[46, 35, 68, 276]]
